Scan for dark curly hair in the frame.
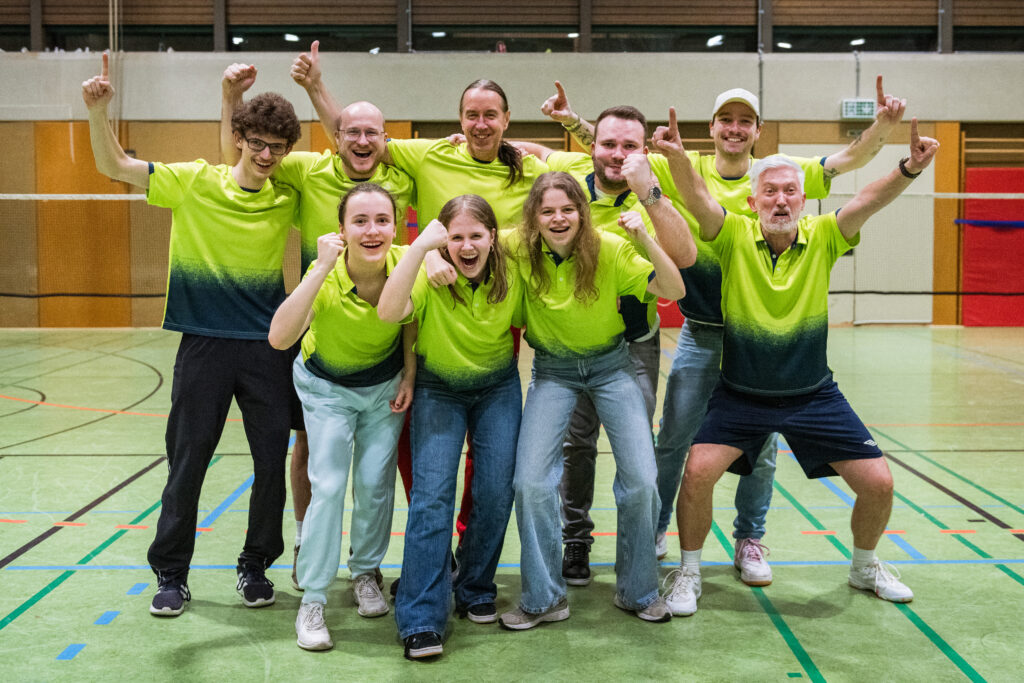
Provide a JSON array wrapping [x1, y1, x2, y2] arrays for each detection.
[[231, 92, 302, 146]]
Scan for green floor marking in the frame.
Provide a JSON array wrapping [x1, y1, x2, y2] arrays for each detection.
[[0, 456, 222, 632], [875, 428, 1024, 516], [710, 521, 825, 683], [773, 482, 850, 558]]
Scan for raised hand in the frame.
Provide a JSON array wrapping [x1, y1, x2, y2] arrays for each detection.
[[445, 132, 467, 147], [874, 75, 906, 127], [315, 230, 345, 270], [540, 80, 575, 123], [622, 153, 655, 197], [651, 107, 686, 158], [618, 211, 648, 241], [81, 52, 114, 109], [222, 62, 257, 98], [290, 40, 321, 89], [417, 219, 450, 252], [906, 117, 939, 173]]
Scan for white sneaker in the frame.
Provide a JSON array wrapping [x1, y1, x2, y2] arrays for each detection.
[[296, 602, 333, 651], [849, 559, 914, 603], [353, 572, 389, 617], [663, 567, 701, 616], [734, 538, 772, 586], [655, 532, 668, 560]]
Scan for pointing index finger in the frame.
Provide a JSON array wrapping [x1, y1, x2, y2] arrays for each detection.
[[668, 106, 678, 132], [101, 51, 109, 77], [910, 117, 919, 144], [554, 80, 565, 99], [876, 75, 884, 104]]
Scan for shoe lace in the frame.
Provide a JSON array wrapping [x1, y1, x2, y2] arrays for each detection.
[[301, 602, 326, 630], [739, 539, 770, 562], [355, 575, 381, 601], [566, 543, 587, 564], [661, 567, 698, 597], [870, 559, 902, 587], [237, 567, 274, 591], [157, 575, 190, 600]]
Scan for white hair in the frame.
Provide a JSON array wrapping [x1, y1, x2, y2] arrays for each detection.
[[749, 154, 805, 194]]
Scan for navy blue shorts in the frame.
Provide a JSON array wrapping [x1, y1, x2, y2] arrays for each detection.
[[692, 380, 882, 479]]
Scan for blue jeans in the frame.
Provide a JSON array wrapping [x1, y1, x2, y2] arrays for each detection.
[[655, 319, 778, 539], [292, 358, 404, 605], [515, 342, 660, 612], [395, 371, 521, 640]]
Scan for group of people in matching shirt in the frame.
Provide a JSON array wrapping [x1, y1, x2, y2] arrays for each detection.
[[82, 42, 938, 662]]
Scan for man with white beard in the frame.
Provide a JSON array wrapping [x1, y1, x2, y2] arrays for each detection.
[[651, 110, 939, 616]]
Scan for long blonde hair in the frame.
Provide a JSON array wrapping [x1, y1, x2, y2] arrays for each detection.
[[519, 172, 599, 304]]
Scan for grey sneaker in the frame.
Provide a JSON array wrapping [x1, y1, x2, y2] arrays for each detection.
[[291, 545, 302, 591], [353, 572, 389, 617], [849, 559, 913, 603], [614, 594, 672, 623], [499, 598, 570, 631], [655, 532, 668, 560], [734, 538, 772, 586], [295, 601, 333, 651], [663, 567, 701, 617]]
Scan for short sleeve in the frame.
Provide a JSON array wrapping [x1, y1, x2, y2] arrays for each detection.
[[147, 161, 202, 209], [273, 152, 316, 190], [793, 155, 832, 200], [387, 138, 434, 179]]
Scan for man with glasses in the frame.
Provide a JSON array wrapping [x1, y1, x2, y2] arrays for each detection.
[[83, 53, 302, 617], [220, 46, 414, 614]]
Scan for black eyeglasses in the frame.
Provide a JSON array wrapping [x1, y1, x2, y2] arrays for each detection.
[[245, 137, 289, 156]]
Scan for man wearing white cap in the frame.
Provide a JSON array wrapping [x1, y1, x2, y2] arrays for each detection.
[[541, 78, 905, 601]]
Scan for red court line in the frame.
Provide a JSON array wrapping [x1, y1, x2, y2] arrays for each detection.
[[1, 519, 27, 524], [940, 529, 977, 534], [53, 521, 86, 527], [0, 393, 242, 422], [802, 530, 837, 535], [883, 530, 906, 534], [114, 524, 148, 530], [1010, 529, 1024, 533], [195, 527, 213, 532]]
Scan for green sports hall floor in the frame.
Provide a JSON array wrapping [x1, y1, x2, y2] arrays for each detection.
[[1, 326, 1021, 682]]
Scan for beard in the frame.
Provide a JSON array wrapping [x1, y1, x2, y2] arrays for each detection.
[[759, 212, 799, 236], [593, 161, 629, 194]]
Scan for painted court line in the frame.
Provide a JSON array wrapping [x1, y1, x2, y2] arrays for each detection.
[[56, 644, 85, 661], [0, 393, 240, 423], [126, 583, 148, 595], [93, 611, 119, 625], [1, 519, 27, 523]]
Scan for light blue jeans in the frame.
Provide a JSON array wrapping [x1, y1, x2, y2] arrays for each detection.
[[292, 358, 404, 605], [655, 319, 778, 540], [395, 370, 521, 640], [514, 342, 660, 612]]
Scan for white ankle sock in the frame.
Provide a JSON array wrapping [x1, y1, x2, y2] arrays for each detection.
[[852, 546, 876, 569], [681, 549, 702, 571]]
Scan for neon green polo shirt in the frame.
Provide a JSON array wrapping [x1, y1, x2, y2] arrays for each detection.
[[273, 150, 415, 272], [300, 245, 408, 386], [147, 160, 297, 339], [409, 257, 524, 391], [547, 150, 660, 340], [387, 138, 549, 229], [711, 211, 858, 396], [648, 152, 830, 325], [508, 231, 655, 359]]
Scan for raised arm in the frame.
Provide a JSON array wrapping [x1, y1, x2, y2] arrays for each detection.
[[822, 76, 906, 177], [619, 212, 686, 301], [621, 153, 696, 268], [651, 107, 725, 241], [540, 81, 595, 148], [220, 62, 257, 165], [291, 40, 347, 151], [268, 231, 344, 349], [836, 118, 938, 240], [378, 220, 449, 322], [82, 53, 149, 188]]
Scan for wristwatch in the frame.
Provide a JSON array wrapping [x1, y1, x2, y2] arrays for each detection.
[[640, 185, 662, 207]]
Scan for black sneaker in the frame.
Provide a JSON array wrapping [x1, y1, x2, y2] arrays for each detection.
[[456, 601, 497, 624], [150, 577, 190, 617], [562, 543, 591, 586], [404, 631, 443, 660], [237, 566, 275, 607]]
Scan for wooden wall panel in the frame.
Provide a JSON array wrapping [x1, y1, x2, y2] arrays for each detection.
[[0, 0, 29, 24], [43, 0, 212, 25], [35, 121, 131, 327], [774, 0, 938, 26], [227, 1, 395, 25], [593, 0, 756, 26], [954, 1, 1024, 26], [413, 0, 578, 25], [0, 121, 38, 326], [933, 121, 961, 325]]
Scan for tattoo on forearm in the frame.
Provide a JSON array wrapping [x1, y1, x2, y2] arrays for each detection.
[[824, 167, 840, 179], [575, 130, 594, 146]]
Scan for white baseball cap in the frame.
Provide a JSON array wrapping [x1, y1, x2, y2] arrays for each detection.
[[712, 88, 760, 120]]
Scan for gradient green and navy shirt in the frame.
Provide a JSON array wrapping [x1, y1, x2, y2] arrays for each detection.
[[508, 231, 655, 359], [408, 255, 524, 391], [273, 150, 415, 271], [547, 150, 660, 340], [300, 245, 408, 387], [147, 160, 298, 339], [648, 152, 830, 325], [387, 138, 549, 229], [711, 211, 858, 396]]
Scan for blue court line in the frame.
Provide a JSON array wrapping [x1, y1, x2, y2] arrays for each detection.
[[126, 582, 148, 595], [195, 475, 254, 538], [56, 644, 85, 661], [93, 610, 119, 625]]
